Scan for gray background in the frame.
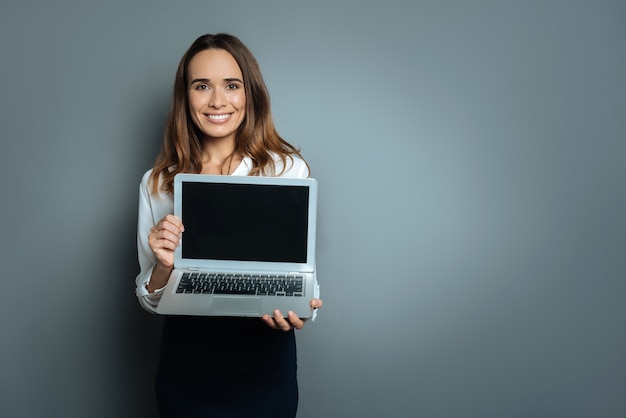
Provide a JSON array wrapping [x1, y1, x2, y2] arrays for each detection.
[[1, 1, 624, 417]]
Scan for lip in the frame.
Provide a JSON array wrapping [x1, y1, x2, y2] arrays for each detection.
[[204, 112, 233, 124]]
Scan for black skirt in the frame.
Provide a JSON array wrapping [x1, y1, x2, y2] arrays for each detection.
[[155, 316, 298, 418]]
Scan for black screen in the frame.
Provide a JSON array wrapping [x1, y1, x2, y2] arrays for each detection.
[[181, 182, 309, 263]]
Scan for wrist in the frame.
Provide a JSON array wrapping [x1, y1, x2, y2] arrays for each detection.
[[146, 263, 173, 293]]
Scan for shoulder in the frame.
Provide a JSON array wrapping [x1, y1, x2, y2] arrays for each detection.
[[273, 153, 310, 179], [138, 168, 173, 218], [237, 153, 310, 178], [139, 168, 166, 199], [140, 169, 153, 187], [139, 168, 159, 194], [141, 165, 176, 188]]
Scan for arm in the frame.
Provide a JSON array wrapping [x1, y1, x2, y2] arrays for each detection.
[[134, 172, 183, 313]]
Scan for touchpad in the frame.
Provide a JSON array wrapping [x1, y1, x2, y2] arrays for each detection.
[[210, 297, 263, 314]]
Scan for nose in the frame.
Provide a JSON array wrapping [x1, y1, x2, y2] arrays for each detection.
[[208, 88, 226, 108]]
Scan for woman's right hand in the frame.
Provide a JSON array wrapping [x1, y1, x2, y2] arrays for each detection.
[[146, 214, 184, 293], [148, 214, 185, 268]]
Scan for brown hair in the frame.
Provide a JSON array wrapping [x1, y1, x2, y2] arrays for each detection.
[[150, 33, 307, 194]]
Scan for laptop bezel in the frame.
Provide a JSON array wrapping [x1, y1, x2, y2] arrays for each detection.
[[173, 173, 317, 273]]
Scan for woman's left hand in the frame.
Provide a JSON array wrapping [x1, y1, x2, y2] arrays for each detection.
[[261, 298, 323, 331]]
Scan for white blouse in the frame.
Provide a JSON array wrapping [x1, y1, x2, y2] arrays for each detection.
[[134, 155, 319, 314]]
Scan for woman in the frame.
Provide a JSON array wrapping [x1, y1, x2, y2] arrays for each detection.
[[135, 33, 323, 418]]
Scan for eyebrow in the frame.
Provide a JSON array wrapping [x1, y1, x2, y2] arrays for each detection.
[[189, 77, 244, 84]]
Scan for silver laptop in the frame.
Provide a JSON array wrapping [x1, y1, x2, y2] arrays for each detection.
[[156, 173, 318, 318]]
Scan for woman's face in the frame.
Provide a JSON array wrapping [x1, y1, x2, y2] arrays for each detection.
[[187, 48, 246, 143]]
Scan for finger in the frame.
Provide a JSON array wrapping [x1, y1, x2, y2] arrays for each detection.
[[310, 298, 323, 309], [163, 214, 184, 231], [261, 314, 278, 329], [156, 219, 184, 237], [150, 222, 183, 243], [154, 229, 182, 247], [272, 310, 292, 332], [287, 311, 304, 330], [148, 232, 179, 253], [163, 214, 183, 224]]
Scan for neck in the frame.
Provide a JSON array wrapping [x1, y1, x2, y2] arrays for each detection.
[[202, 136, 236, 161], [200, 137, 241, 175]]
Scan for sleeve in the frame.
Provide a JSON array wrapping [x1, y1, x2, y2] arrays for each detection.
[[134, 171, 165, 313]]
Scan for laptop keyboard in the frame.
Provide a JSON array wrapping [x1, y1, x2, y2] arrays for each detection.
[[176, 272, 304, 297]]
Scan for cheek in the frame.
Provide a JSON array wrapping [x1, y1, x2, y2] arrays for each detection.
[[187, 100, 203, 129], [188, 94, 202, 112], [234, 92, 246, 110]]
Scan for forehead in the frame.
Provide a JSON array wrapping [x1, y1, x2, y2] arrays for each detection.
[[187, 48, 243, 80]]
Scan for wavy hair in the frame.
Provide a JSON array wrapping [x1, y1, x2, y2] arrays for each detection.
[[150, 33, 307, 194]]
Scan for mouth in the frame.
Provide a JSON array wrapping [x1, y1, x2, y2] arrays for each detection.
[[206, 113, 233, 122]]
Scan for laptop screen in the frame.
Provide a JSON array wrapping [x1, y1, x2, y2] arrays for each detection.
[[181, 182, 310, 263]]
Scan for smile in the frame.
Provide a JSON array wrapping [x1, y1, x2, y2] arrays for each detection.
[[207, 113, 232, 121]]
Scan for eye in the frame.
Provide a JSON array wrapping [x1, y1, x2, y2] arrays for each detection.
[[195, 84, 209, 90], [226, 83, 240, 90]]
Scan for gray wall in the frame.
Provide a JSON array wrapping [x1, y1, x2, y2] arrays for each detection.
[[1, 1, 624, 417]]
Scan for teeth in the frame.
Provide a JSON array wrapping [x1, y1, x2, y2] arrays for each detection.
[[208, 114, 230, 120]]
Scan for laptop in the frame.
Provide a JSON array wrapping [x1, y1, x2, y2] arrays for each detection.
[[156, 173, 318, 318]]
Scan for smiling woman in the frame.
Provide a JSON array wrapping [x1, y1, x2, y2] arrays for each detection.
[[134, 33, 323, 418]]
